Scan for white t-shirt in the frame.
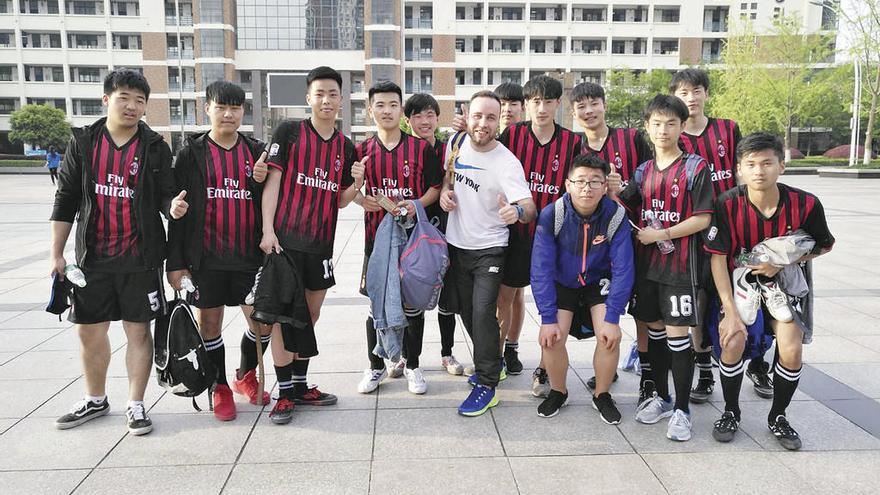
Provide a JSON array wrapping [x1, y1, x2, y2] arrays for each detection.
[[445, 134, 532, 250]]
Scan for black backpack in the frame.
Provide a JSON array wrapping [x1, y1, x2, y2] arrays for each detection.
[[154, 297, 216, 409]]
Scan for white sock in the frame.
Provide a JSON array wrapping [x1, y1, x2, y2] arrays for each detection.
[[127, 400, 144, 409], [87, 395, 106, 404]]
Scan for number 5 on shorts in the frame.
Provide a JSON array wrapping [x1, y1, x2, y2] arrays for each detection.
[[148, 291, 161, 312], [669, 295, 692, 317]]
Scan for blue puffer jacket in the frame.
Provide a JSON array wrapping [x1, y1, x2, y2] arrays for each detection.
[[530, 194, 635, 325]]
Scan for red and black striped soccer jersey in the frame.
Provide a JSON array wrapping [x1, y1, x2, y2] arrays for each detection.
[[580, 127, 653, 186], [87, 127, 143, 270], [356, 132, 442, 251], [619, 155, 715, 286], [499, 122, 582, 243], [201, 135, 260, 269], [679, 117, 742, 195], [705, 183, 835, 272], [266, 119, 356, 255]]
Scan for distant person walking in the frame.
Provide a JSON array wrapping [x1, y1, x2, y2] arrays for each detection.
[[46, 146, 61, 185]]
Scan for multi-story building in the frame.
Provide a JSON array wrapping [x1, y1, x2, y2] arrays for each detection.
[[0, 0, 837, 153]]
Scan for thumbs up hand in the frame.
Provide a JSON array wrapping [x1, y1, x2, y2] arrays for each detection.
[[252, 151, 269, 183], [170, 190, 189, 219], [498, 194, 519, 225]]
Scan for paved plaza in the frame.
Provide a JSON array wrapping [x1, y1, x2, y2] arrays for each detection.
[[0, 173, 878, 494]]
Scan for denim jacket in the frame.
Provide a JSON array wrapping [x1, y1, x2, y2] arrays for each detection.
[[366, 212, 409, 360]]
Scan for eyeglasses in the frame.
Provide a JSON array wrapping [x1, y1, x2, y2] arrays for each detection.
[[567, 179, 606, 190]]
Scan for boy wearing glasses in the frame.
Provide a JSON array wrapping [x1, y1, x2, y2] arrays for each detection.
[[530, 154, 634, 422]]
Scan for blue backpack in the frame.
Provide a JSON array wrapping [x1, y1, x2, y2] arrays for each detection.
[[399, 200, 450, 310]]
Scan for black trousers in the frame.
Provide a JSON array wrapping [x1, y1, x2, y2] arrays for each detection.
[[450, 245, 506, 387]]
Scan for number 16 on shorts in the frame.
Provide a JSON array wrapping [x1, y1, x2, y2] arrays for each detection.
[[322, 258, 334, 280]]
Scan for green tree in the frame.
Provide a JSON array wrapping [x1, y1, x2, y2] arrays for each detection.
[[711, 14, 836, 162], [9, 104, 70, 151], [842, 0, 880, 162], [604, 69, 672, 128]]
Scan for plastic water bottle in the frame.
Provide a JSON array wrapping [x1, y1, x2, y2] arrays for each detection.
[[735, 252, 770, 267], [645, 211, 675, 254], [64, 264, 87, 288], [180, 275, 196, 293]]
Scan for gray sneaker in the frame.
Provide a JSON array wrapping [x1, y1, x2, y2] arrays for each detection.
[[531, 367, 550, 398], [666, 409, 692, 442], [635, 393, 673, 424]]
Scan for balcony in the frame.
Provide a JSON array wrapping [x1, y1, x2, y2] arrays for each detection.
[[404, 18, 433, 29], [165, 15, 193, 26], [166, 47, 194, 59], [405, 82, 432, 94], [170, 115, 196, 125], [404, 50, 433, 62]]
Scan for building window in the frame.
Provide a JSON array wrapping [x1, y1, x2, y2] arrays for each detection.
[[111, 1, 138, 16], [370, 64, 396, 84], [0, 98, 18, 114], [21, 0, 60, 14], [201, 63, 225, 87], [199, 0, 222, 22], [74, 99, 103, 116], [0, 33, 13, 47], [371, 0, 393, 23], [370, 31, 394, 58], [236, 0, 363, 51], [112, 33, 141, 50], [72, 67, 102, 83], [25, 65, 65, 82], [27, 97, 66, 110], [199, 29, 225, 57], [0, 65, 15, 81], [0, 0, 12, 13], [66, 1, 103, 15]]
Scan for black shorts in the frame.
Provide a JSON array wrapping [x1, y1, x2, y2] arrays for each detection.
[[189, 269, 258, 309], [69, 269, 163, 324], [628, 277, 700, 327], [557, 283, 608, 340], [286, 249, 336, 291], [501, 239, 531, 288]]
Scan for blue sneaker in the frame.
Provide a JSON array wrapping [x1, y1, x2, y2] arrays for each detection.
[[468, 359, 507, 387], [468, 373, 478, 387], [458, 385, 498, 417]]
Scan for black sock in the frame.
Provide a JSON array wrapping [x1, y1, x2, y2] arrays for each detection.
[[366, 317, 385, 370], [719, 358, 744, 420], [638, 351, 653, 387], [668, 335, 694, 413], [647, 327, 671, 401], [695, 351, 713, 382], [203, 336, 227, 386], [769, 362, 801, 423], [404, 312, 425, 369], [292, 359, 309, 396], [238, 329, 270, 379], [275, 362, 294, 400], [439, 311, 456, 357]]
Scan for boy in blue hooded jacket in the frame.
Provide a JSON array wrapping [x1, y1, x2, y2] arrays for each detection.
[[531, 154, 635, 423]]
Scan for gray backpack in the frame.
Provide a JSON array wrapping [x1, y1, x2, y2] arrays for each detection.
[[399, 200, 450, 310]]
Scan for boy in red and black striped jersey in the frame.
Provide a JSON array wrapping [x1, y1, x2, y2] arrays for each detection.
[[260, 67, 360, 424], [613, 95, 714, 442], [498, 75, 582, 381], [704, 133, 834, 449], [404, 93, 466, 377], [166, 81, 270, 422], [670, 68, 745, 401], [50, 69, 179, 435], [354, 81, 442, 396]]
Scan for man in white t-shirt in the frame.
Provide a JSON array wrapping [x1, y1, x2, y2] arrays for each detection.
[[440, 90, 536, 417]]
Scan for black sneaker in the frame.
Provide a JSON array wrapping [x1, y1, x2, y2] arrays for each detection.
[[125, 403, 153, 436], [769, 415, 802, 450], [503, 347, 523, 375], [712, 411, 740, 443], [638, 379, 656, 407], [592, 392, 622, 425], [537, 389, 568, 418], [55, 398, 110, 430], [586, 372, 619, 390], [747, 366, 774, 399], [689, 378, 715, 403], [270, 398, 295, 425]]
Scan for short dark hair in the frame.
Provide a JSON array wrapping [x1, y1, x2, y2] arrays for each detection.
[[643, 94, 689, 123], [103, 69, 150, 99], [669, 68, 710, 94], [404, 93, 440, 118], [736, 132, 785, 163], [494, 82, 524, 104], [570, 153, 610, 177], [368, 80, 402, 104], [470, 90, 501, 107], [522, 75, 563, 100], [205, 80, 245, 106], [307, 66, 343, 89], [570, 82, 605, 103]]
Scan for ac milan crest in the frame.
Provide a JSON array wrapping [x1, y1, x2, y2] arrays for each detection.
[[334, 158, 341, 171], [244, 164, 253, 177], [403, 164, 411, 177], [615, 156, 623, 169], [671, 183, 680, 198], [551, 158, 559, 172], [129, 160, 139, 176], [717, 141, 726, 158]]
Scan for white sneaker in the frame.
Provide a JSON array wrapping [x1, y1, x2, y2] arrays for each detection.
[[635, 393, 674, 424], [357, 368, 387, 394], [758, 278, 793, 322], [463, 364, 475, 376], [732, 267, 761, 325], [441, 355, 464, 375], [389, 359, 406, 378], [666, 409, 692, 441], [404, 367, 427, 394]]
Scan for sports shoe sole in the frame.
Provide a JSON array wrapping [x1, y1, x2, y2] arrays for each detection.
[[128, 422, 153, 436], [635, 409, 673, 425], [213, 410, 237, 422], [537, 397, 568, 418], [55, 407, 110, 430], [592, 402, 622, 425], [689, 389, 713, 404], [712, 429, 737, 443], [458, 395, 499, 417], [293, 396, 339, 406], [667, 430, 692, 442], [270, 414, 293, 425]]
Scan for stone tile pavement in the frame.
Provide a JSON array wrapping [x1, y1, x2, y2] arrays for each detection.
[[0, 174, 878, 494]]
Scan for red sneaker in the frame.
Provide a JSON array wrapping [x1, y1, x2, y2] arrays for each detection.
[[232, 368, 271, 405], [269, 398, 294, 425], [293, 386, 338, 406], [212, 384, 237, 421]]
